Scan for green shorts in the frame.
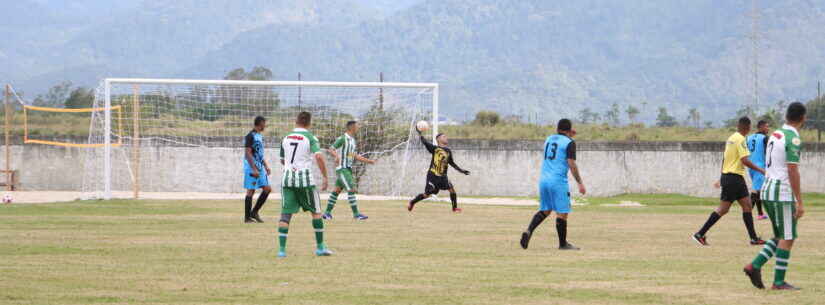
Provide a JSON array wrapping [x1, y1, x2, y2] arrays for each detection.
[[335, 168, 356, 191], [764, 200, 798, 240], [281, 186, 320, 214]]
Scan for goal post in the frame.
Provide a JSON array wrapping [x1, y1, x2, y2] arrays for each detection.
[[85, 78, 439, 200]]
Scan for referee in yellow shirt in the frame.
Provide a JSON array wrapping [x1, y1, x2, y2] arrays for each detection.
[[693, 117, 766, 246]]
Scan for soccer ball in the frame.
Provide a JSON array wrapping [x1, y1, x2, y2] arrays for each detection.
[[2, 194, 12, 204], [416, 121, 430, 132]]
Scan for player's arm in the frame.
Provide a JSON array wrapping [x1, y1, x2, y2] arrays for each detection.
[[740, 157, 765, 175], [417, 128, 436, 153], [355, 154, 376, 164], [738, 138, 764, 174], [762, 136, 769, 160], [279, 145, 285, 166], [788, 163, 803, 219], [787, 138, 803, 219], [447, 154, 469, 175], [566, 141, 586, 195], [327, 136, 343, 163], [245, 134, 259, 177], [310, 136, 329, 191]]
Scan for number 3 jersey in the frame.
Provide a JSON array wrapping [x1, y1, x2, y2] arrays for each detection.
[[280, 128, 322, 188], [763, 124, 802, 202], [541, 134, 576, 183]]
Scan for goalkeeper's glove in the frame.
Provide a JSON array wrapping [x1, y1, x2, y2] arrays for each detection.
[[460, 169, 470, 175]]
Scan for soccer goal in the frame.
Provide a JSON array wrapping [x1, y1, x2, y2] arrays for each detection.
[[82, 78, 439, 200]]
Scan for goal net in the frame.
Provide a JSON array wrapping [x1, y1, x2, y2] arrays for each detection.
[[82, 79, 438, 200]]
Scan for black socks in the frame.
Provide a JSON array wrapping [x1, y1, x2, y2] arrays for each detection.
[[252, 191, 270, 215], [410, 194, 427, 205], [244, 196, 253, 219], [450, 193, 458, 209], [556, 218, 568, 247], [743, 212, 758, 240], [697, 211, 721, 236], [526, 211, 548, 234]]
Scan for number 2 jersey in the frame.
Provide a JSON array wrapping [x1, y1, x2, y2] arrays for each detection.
[[762, 124, 802, 202], [541, 134, 576, 183], [280, 128, 322, 188]]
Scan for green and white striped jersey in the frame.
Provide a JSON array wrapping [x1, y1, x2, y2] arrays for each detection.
[[331, 133, 357, 170], [280, 128, 321, 188], [762, 124, 802, 202]]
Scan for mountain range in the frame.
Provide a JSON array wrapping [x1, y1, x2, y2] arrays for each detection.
[[3, 0, 824, 123]]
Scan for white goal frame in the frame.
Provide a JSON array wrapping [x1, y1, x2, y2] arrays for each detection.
[[98, 78, 439, 199]]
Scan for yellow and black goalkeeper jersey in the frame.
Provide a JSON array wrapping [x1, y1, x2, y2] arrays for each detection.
[[421, 135, 465, 177]]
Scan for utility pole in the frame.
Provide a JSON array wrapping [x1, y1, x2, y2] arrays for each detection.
[[818, 81, 822, 145], [749, 0, 761, 116], [4, 84, 10, 191]]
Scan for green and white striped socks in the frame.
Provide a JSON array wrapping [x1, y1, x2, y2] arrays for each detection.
[[751, 239, 777, 269], [312, 219, 325, 249], [278, 226, 289, 252], [326, 192, 339, 214], [348, 192, 359, 216], [774, 248, 791, 285]]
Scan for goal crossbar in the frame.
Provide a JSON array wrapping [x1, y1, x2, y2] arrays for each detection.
[[105, 78, 439, 89]]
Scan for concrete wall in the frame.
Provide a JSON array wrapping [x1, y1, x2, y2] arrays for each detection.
[[9, 138, 825, 197]]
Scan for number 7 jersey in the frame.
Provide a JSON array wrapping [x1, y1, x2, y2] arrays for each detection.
[[280, 128, 322, 188], [763, 124, 802, 202]]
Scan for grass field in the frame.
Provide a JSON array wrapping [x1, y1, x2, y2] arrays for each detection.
[[2, 195, 824, 305]]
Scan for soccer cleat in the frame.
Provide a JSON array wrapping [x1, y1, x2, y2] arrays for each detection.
[[244, 218, 256, 223], [315, 248, 334, 256], [520, 231, 531, 249], [692, 233, 708, 246], [322, 213, 333, 220], [559, 242, 580, 250], [757, 214, 768, 220], [771, 282, 800, 290], [750, 238, 766, 246], [452, 208, 462, 213], [354, 214, 368, 220], [743, 264, 764, 289], [277, 251, 287, 258], [251, 213, 264, 223], [407, 201, 416, 212]]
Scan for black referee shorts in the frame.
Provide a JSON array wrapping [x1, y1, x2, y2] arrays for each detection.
[[720, 173, 749, 202]]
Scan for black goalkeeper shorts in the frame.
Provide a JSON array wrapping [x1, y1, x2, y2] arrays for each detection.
[[424, 172, 453, 195]]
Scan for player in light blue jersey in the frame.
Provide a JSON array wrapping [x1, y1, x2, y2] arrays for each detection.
[[520, 119, 586, 250], [243, 116, 272, 223], [746, 120, 770, 220]]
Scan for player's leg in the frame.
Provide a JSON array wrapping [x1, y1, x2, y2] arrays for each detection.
[[448, 185, 460, 213], [408, 175, 436, 211], [304, 187, 332, 256], [323, 186, 342, 220], [250, 184, 271, 223], [277, 213, 292, 258], [243, 169, 257, 223], [522, 182, 552, 249], [736, 192, 764, 244], [771, 201, 798, 290], [744, 199, 778, 289], [278, 187, 301, 258], [554, 184, 578, 250], [340, 169, 365, 219], [693, 200, 730, 245], [244, 188, 255, 223]]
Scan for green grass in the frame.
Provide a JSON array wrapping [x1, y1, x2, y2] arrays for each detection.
[[1, 195, 824, 304]]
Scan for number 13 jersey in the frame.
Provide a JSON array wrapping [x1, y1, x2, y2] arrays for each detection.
[[541, 134, 576, 183]]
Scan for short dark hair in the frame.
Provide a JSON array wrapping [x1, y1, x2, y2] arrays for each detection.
[[254, 116, 266, 126], [557, 118, 572, 132], [296, 112, 312, 126], [757, 120, 768, 128], [786, 102, 807, 123], [738, 116, 751, 126], [346, 120, 358, 128]]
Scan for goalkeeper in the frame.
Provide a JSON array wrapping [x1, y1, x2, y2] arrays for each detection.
[[407, 126, 470, 213], [323, 121, 376, 220]]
